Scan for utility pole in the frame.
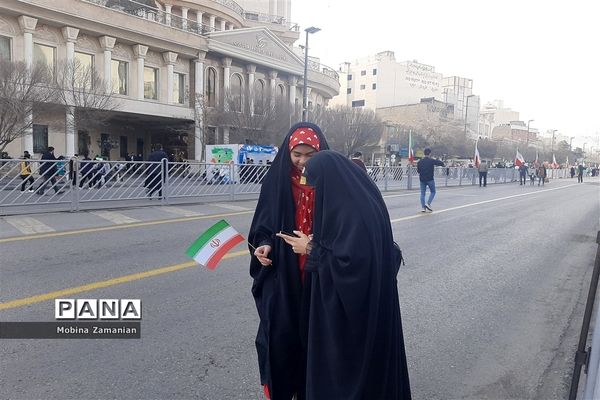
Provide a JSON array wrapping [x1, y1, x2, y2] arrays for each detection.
[[526, 119, 534, 147], [302, 26, 321, 122]]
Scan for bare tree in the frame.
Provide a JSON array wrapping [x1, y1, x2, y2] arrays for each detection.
[[216, 89, 295, 145], [317, 105, 384, 156], [0, 60, 58, 154], [55, 59, 121, 135]]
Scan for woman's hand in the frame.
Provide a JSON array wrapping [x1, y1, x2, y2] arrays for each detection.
[[254, 245, 272, 266], [276, 231, 311, 255]]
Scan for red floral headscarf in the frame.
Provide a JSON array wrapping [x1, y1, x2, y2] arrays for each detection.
[[288, 127, 321, 152]]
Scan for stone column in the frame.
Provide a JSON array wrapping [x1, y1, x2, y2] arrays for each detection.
[[164, 4, 172, 26], [246, 64, 256, 115], [133, 45, 148, 100], [196, 11, 203, 31], [269, 70, 278, 109], [18, 16, 38, 154], [209, 15, 216, 32], [223, 127, 229, 144], [163, 52, 178, 103], [181, 7, 188, 30], [193, 51, 206, 161], [62, 26, 80, 157], [222, 57, 232, 111], [220, 19, 226, 32], [288, 75, 297, 107], [98, 36, 116, 92]]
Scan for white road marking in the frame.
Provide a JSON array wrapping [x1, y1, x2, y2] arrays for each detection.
[[158, 206, 204, 217], [212, 203, 251, 211], [4, 217, 55, 235], [89, 211, 139, 225], [390, 184, 578, 223]]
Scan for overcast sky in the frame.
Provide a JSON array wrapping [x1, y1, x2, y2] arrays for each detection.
[[292, 0, 599, 147]]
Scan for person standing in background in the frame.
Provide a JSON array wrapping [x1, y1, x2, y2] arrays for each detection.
[[416, 147, 445, 212]]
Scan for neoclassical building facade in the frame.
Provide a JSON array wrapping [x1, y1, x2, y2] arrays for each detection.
[[0, 0, 339, 160]]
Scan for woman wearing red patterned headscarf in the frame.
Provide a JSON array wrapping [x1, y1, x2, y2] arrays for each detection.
[[248, 122, 328, 399]]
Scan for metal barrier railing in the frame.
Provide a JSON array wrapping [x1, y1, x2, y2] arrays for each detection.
[[570, 231, 600, 399], [0, 159, 573, 214]]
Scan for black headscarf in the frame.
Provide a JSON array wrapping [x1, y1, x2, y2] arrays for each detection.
[[302, 150, 411, 399], [248, 122, 330, 399]]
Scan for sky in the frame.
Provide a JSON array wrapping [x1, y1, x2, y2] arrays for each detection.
[[291, 0, 599, 148]]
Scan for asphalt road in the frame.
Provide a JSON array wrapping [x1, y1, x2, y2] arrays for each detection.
[[0, 177, 598, 399]]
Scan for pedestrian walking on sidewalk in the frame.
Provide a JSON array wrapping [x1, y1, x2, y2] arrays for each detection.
[[19, 151, 34, 192], [36, 147, 63, 195], [417, 147, 445, 212]]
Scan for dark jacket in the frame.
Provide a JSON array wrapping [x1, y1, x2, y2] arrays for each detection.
[[417, 156, 444, 182], [39, 151, 57, 176]]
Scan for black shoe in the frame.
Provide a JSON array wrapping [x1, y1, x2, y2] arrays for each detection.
[[425, 204, 433, 212]]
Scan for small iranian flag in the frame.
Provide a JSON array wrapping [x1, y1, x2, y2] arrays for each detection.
[[186, 220, 245, 269], [408, 130, 415, 163]]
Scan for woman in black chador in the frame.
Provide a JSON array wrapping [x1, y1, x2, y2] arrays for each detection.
[[248, 122, 329, 399], [277, 150, 411, 399]]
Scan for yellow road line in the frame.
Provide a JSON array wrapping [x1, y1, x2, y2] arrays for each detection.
[[0, 250, 249, 311], [0, 210, 253, 244]]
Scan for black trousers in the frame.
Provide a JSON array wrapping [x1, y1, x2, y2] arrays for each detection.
[[478, 172, 487, 186], [20, 175, 34, 191]]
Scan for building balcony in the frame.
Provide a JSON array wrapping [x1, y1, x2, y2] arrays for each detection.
[[307, 60, 340, 99]]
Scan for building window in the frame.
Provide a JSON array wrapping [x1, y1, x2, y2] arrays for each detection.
[[347, 74, 352, 80], [100, 133, 110, 158], [0, 36, 10, 61], [351, 99, 365, 108], [173, 72, 185, 104], [78, 130, 90, 157], [360, 70, 366, 76], [360, 84, 365, 90], [120, 136, 128, 158], [347, 88, 352, 94], [33, 43, 56, 76], [111, 59, 128, 95], [254, 79, 265, 114], [144, 66, 158, 100], [33, 124, 48, 154], [372, 83, 377, 90], [206, 67, 216, 107], [74, 52, 94, 89], [277, 84, 286, 101], [372, 68, 377, 75], [231, 73, 243, 112]]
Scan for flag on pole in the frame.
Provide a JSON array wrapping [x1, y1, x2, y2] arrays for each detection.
[[474, 140, 481, 168], [552, 154, 559, 169], [186, 220, 245, 269], [408, 130, 415, 163], [534, 150, 539, 167], [566, 156, 569, 167], [515, 148, 525, 167]]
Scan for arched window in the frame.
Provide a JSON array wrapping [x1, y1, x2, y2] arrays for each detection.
[[254, 79, 265, 114], [277, 84, 286, 102], [206, 67, 217, 107], [231, 73, 243, 112]]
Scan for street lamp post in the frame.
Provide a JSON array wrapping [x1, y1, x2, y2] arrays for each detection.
[[526, 119, 534, 147], [464, 95, 476, 137], [302, 26, 321, 122], [550, 129, 557, 153]]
